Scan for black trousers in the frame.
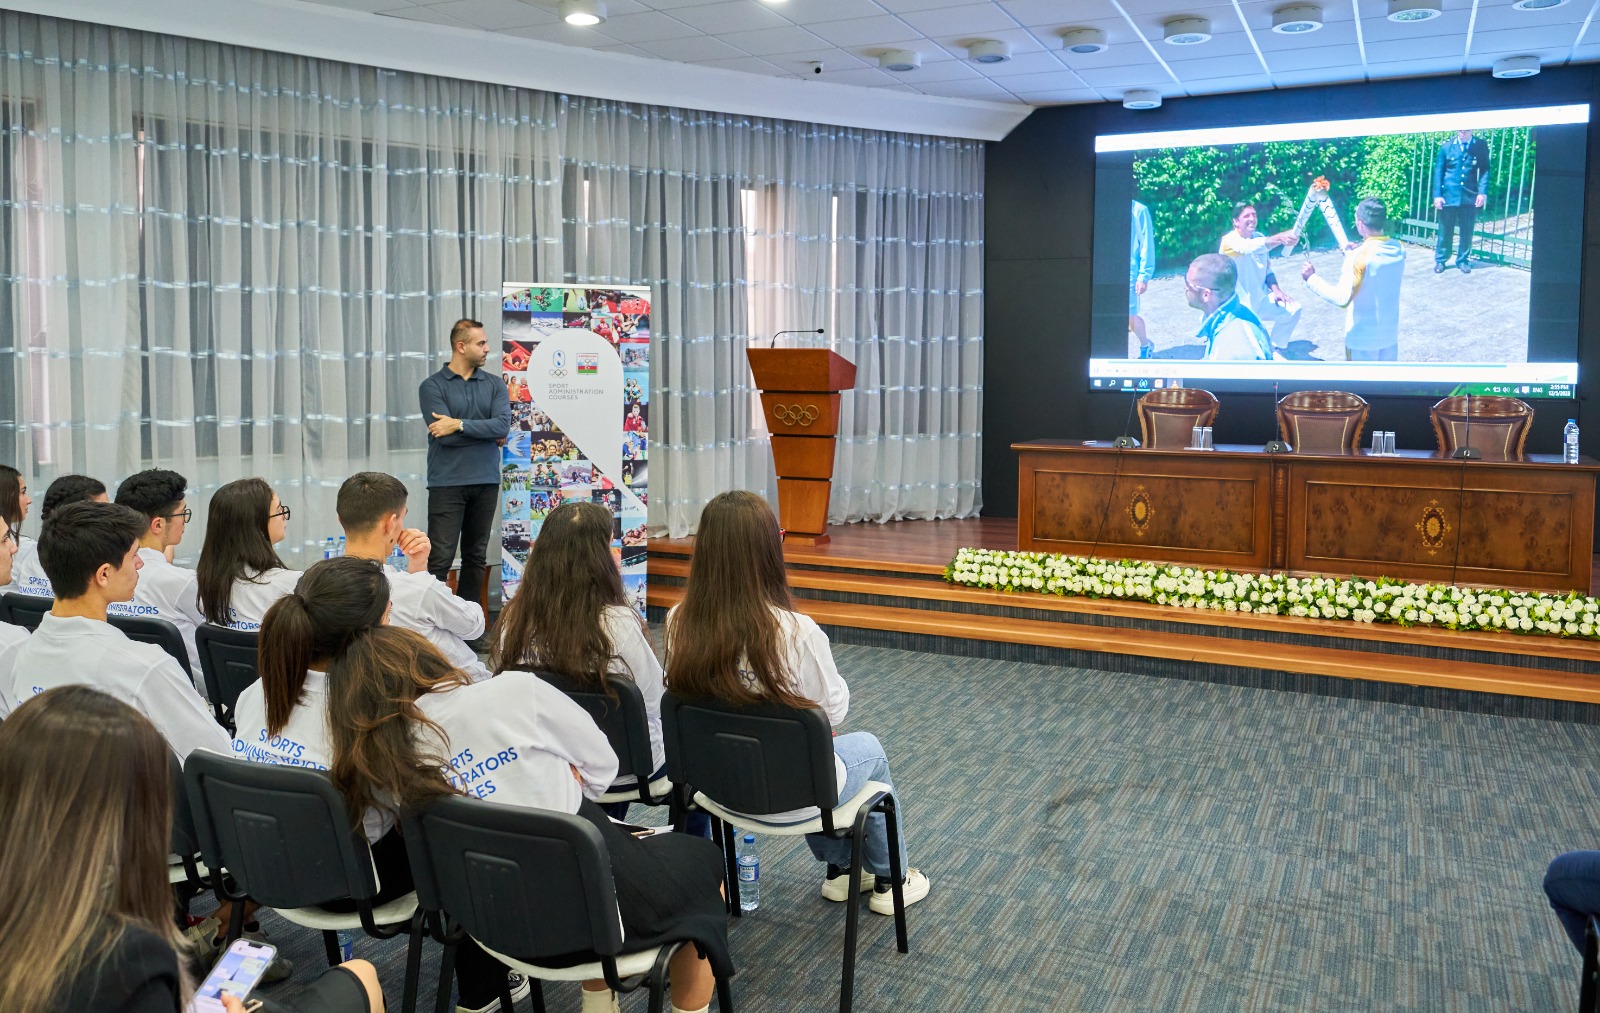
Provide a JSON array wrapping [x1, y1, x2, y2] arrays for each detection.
[[426, 483, 498, 609], [1436, 204, 1479, 266]]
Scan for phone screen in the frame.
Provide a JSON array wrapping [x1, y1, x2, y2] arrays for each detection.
[[187, 938, 276, 1013]]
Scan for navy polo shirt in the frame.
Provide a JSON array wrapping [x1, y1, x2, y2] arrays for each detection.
[[419, 365, 512, 488]]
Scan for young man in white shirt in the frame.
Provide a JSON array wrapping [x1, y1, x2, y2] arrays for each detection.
[[7, 474, 107, 598], [4, 501, 228, 759], [0, 513, 30, 717], [337, 472, 489, 681], [111, 469, 206, 682]]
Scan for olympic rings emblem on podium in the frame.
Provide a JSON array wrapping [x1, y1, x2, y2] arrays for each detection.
[[771, 403, 820, 427]]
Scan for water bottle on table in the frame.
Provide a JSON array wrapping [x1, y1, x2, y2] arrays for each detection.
[[736, 833, 760, 911], [1565, 419, 1580, 464], [323, 536, 337, 560]]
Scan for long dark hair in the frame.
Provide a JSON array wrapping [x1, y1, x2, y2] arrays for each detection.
[[258, 557, 390, 735], [327, 627, 469, 828], [491, 501, 633, 691], [0, 687, 186, 1013], [665, 490, 811, 709], [0, 465, 23, 531], [196, 478, 286, 625]]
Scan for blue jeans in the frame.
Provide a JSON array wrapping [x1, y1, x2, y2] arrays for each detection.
[[1545, 850, 1600, 951], [803, 731, 909, 878]]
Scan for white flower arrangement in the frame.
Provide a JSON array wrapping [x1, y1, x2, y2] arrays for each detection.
[[944, 547, 1600, 641]]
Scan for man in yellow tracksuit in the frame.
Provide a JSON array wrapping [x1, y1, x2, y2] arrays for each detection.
[[1301, 198, 1406, 361]]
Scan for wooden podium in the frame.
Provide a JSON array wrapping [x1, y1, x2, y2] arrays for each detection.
[[747, 347, 857, 546]]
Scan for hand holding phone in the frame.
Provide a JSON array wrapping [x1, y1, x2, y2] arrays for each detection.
[[187, 939, 277, 1013]]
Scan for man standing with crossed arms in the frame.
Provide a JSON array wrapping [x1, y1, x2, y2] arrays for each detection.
[[420, 318, 511, 622]]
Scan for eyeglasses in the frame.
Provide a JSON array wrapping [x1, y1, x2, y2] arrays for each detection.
[[162, 507, 193, 523], [269, 505, 292, 522]]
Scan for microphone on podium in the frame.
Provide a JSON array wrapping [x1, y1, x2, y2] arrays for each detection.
[[1264, 379, 1292, 454], [769, 328, 826, 347], [1452, 390, 1481, 459]]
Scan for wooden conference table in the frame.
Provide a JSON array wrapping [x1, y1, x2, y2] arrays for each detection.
[[1014, 439, 1600, 593]]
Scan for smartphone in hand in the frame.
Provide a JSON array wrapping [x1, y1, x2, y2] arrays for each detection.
[[187, 938, 277, 1013]]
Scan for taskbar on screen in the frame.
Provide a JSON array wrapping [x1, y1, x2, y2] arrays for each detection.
[[1088, 359, 1577, 399]]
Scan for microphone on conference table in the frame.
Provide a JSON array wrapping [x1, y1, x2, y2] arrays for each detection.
[[769, 328, 826, 347], [1264, 379, 1292, 454], [1452, 390, 1481, 460], [1110, 386, 1141, 449]]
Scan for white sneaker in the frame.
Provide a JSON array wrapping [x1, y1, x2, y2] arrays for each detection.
[[869, 868, 930, 915], [820, 864, 875, 902], [456, 971, 533, 1013]]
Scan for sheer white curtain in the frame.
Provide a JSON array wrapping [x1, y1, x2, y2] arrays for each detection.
[[0, 11, 983, 555]]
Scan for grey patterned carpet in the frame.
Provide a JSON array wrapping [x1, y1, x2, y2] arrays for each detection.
[[242, 642, 1597, 1012]]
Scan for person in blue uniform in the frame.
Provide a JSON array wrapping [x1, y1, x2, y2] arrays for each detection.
[[1432, 129, 1491, 274]]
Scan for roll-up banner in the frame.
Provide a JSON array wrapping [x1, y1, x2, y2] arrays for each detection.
[[500, 284, 651, 617]]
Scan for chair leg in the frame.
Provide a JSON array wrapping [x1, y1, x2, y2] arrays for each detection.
[[837, 804, 874, 1013], [880, 794, 909, 954], [529, 979, 547, 1013], [224, 892, 247, 944], [498, 975, 515, 1013], [718, 817, 742, 918], [323, 930, 343, 968], [401, 913, 424, 1013], [1582, 918, 1599, 1013], [435, 941, 458, 1013], [716, 972, 735, 1012]]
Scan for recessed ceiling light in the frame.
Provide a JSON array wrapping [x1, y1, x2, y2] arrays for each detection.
[[1124, 89, 1162, 110], [967, 40, 1011, 64], [879, 48, 920, 71], [1271, 4, 1323, 32], [1493, 54, 1542, 77], [1386, 0, 1441, 22], [560, 0, 606, 25], [1512, 0, 1567, 8], [1163, 17, 1212, 45], [1060, 28, 1109, 54]]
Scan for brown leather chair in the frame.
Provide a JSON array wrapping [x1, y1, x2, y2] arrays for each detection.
[[1430, 395, 1533, 461], [1277, 391, 1369, 455], [1137, 388, 1219, 449]]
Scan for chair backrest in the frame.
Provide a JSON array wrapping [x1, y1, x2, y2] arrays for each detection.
[[184, 750, 378, 910], [534, 669, 656, 787], [661, 692, 840, 829], [109, 615, 193, 678], [0, 593, 51, 632], [1430, 395, 1534, 460], [170, 750, 202, 860], [1277, 390, 1369, 454], [401, 796, 624, 962], [195, 625, 261, 729], [1137, 388, 1219, 449]]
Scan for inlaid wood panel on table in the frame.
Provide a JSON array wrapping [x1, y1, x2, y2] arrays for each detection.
[[1284, 452, 1599, 592], [1015, 440, 1600, 593], [1015, 440, 1274, 571]]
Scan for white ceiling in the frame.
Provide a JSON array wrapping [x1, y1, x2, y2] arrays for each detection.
[[310, 0, 1600, 106]]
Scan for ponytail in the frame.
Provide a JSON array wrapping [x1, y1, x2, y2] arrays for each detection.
[[258, 593, 316, 735]]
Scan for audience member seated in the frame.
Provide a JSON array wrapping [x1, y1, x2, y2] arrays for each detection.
[[491, 501, 710, 836], [336, 472, 488, 680], [1545, 851, 1600, 956], [111, 469, 206, 680], [6, 473, 106, 598], [3, 501, 228, 759], [0, 513, 26, 717], [667, 490, 931, 914], [0, 465, 31, 594], [0, 686, 383, 1013], [196, 478, 301, 631], [238, 558, 530, 1012]]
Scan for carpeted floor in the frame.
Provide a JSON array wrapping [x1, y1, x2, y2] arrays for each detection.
[[241, 642, 1599, 1012]]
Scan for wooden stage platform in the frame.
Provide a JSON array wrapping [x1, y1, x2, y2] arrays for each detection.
[[647, 517, 1600, 717]]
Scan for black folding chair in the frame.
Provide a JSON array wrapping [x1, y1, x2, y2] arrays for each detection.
[[110, 615, 193, 679], [184, 751, 424, 1013], [194, 625, 260, 731], [168, 751, 210, 925], [0, 592, 51, 632], [534, 669, 673, 812], [1582, 914, 1600, 1013], [402, 796, 734, 1013], [662, 692, 908, 1013]]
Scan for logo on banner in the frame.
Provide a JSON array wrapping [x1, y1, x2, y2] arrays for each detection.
[[549, 349, 567, 378], [577, 353, 599, 376]]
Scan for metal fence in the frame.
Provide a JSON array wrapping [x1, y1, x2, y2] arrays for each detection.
[[1393, 128, 1535, 269]]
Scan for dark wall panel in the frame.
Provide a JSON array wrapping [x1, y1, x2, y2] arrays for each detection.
[[983, 66, 1600, 516]]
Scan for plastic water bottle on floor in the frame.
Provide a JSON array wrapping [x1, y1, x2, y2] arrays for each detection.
[[323, 536, 337, 560], [335, 928, 355, 962], [736, 833, 760, 912], [1565, 419, 1580, 464]]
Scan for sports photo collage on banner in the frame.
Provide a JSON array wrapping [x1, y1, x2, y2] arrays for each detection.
[[500, 284, 651, 616]]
